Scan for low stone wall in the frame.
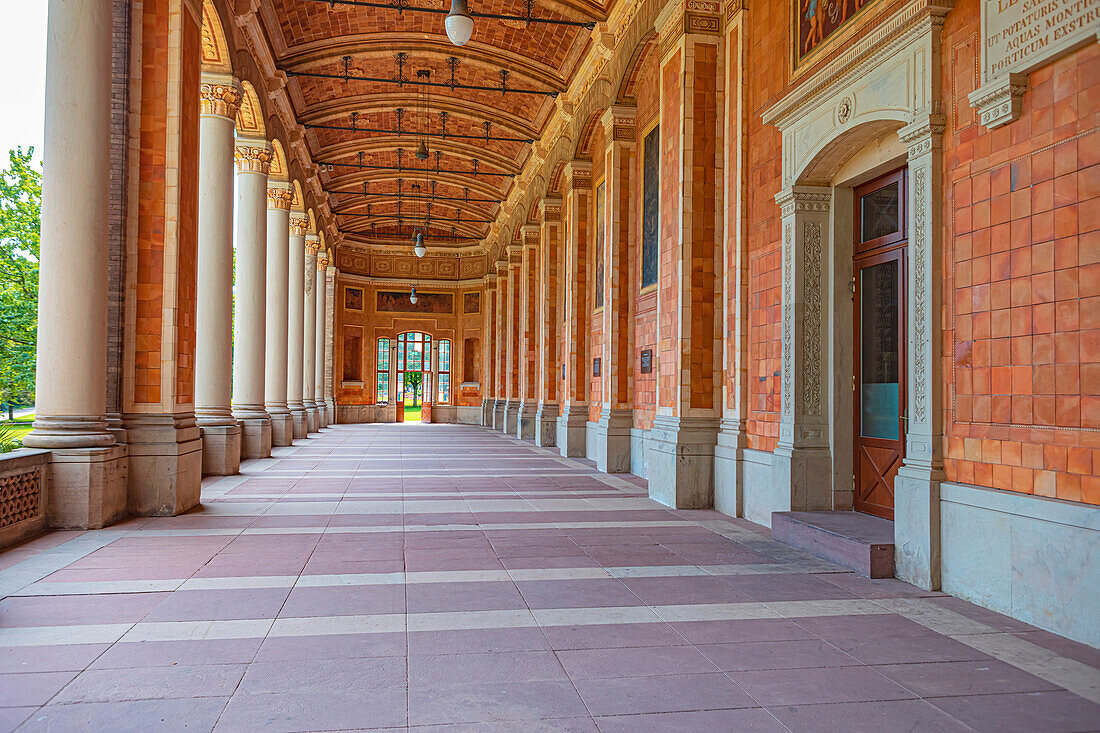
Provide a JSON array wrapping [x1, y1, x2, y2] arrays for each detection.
[[0, 449, 50, 551], [336, 404, 482, 425]]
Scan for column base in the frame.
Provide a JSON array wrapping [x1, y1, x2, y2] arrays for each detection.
[[306, 406, 320, 433], [535, 402, 559, 447], [492, 400, 506, 431], [238, 417, 272, 459], [713, 418, 747, 517], [772, 440, 834, 513], [290, 408, 308, 439], [481, 399, 494, 427], [269, 412, 293, 447], [124, 413, 203, 516], [198, 422, 241, 476], [318, 402, 329, 429], [594, 408, 632, 474], [648, 415, 719, 509], [516, 400, 537, 440], [557, 405, 587, 458], [894, 462, 944, 591], [46, 444, 129, 529], [504, 400, 520, 435], [325, 399, 337, 425]]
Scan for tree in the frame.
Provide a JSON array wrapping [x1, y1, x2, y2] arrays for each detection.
[[0, 148, 40, 419], [404, 371, 423, 407]]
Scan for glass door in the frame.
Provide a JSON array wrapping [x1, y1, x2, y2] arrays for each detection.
[[853, 169, 907, 519]]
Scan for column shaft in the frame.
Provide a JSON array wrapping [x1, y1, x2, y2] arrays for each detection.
[[558, 161, 592, 457], [324, 265, 338, 425], [504, 246, 522, 434], [195, 77, 242, 475], [264, 185, 293, 447], [303, 237, 319, 433], [232, 142, 272, 459], [535, 197, 562, 446], [288, 216, 307, 438], [314, 252, 329, 427]]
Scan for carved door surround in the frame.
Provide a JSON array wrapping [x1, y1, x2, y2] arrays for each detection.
[[764, 0, 947, 587]]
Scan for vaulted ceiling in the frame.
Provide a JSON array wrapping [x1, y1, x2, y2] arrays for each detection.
[[244, 0, 607, 253]]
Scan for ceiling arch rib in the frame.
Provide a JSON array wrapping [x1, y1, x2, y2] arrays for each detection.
[[316, 136, 521, 176]]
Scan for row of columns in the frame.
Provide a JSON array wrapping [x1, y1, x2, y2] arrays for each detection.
[[194, 75, 335, 474]]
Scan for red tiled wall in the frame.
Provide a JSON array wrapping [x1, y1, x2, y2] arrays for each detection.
[[658, 50, 682, 410], [590, 125, 606, 421], [632, 46, 660, 431], [942, 0, 1100, 504], [175, 6, 200, 407]]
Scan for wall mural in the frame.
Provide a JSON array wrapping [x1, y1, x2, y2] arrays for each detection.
[[344, 287, 364, 311], [594, 181, 606, 309], [641, 125, 660, 290], [796, 0, 876, 66], [377, 290, 454, 314], [463, 291, 481, 315]]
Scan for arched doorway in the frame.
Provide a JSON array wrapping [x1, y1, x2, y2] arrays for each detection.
[[396, 332, 432, 422]]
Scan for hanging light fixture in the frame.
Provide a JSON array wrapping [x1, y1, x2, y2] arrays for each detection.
[[414, 231, 426, 257], [410, 286, 419, 304], [446, 0, 474, 46]]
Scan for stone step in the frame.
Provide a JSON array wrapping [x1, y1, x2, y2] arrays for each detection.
[[771, 511, 895, 579]]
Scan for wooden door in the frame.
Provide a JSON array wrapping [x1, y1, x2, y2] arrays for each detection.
[[853, 169, 907, 520]]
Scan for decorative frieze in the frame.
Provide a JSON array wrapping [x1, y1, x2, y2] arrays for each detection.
[[601, 105, 637, 142], [563, 160, 592, 190], [540, 195, 563, 223], [656, 0, 725, 60], [801, 222, 823, 417]]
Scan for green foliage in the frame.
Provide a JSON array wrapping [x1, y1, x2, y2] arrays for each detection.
[[404, 371, 423, 407], [0, 422, 23, 453], [0, 148, 40, 411]]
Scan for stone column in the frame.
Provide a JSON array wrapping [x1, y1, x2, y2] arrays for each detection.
[[516, 227, 539, 440], [647, 2, 723, 508], [894, 113, 947, 590], [557, 160, 592, 457], [535, 196, 562, 447], [232, 140, 273, 459], [264, 184, 294, 447], [303, 235, 320, 433], [314, 252, 329, 428], [480, 272, 497, 426], [714, 9, 749, 517], [773, 186, 832, 511], [287, 214, 308, 438], [195, 75, 242, 475], [24, 0, 128, 528], [324, 265, 338, 425], [492, 261, 508, 430], [594, 106, 637, 473], [504, 244, 523, 434]]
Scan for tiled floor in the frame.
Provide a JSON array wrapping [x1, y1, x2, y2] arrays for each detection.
[[1, 423, 1098, 732]]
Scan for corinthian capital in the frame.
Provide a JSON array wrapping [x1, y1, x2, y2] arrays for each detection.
[[267, 186, 293, 210], [234, 143, 271, 175], [290, 215, 309, 237], [317, 252, 329, 269], [200, 78, 241, 120], [305, 235, 321, 255]]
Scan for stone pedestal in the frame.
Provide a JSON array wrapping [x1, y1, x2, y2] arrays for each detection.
[[713, 418, 747, 517], [200, 424, 241, 476], [593, 407, 632, 473], [535, 402, 558, 447], [772, 444, 833, 513], [239, 418, 272, 460], [492, 400, 506, 431], [307, 407, 320, 434], [46, 445, 129, 530], [504, 400, 520, 435], [557, 406, 587, 458], [647, 415, 719, 509], [124, 414, 203, 516], [269, 413, 293, 447], [894, 464, 944, 590], [516, 400, 537, 440], [481, 399, 494, 427]]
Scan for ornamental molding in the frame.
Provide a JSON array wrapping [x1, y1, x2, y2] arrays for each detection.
[[338, 271, 486, 289], [911, 164, 930, 425], [781, 223, 794, 418], [601, 105, 638, 142], [801, 222, 823, 416], [899, 110, 946, 158], [967, 73, 1028, 130], [233, 142, 271, 175], [775, 187, 831, 217], [317, 253, 329, 269], [305, 236, 321, 255], [266, 186, 293, 210], [763, 0, 952, 130], [199, 77, 241, 120], [656, 0, 724, 60]]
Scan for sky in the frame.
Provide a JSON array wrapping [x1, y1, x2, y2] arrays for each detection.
[[0, 5, 48, 162]]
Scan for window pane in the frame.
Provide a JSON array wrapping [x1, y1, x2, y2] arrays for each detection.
[[860, 182, 900, 243], [859, 259, 900, 440]]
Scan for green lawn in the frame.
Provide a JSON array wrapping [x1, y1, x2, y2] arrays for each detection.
[[0, 414, 33, 452], [403, 404, 422, 422]]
